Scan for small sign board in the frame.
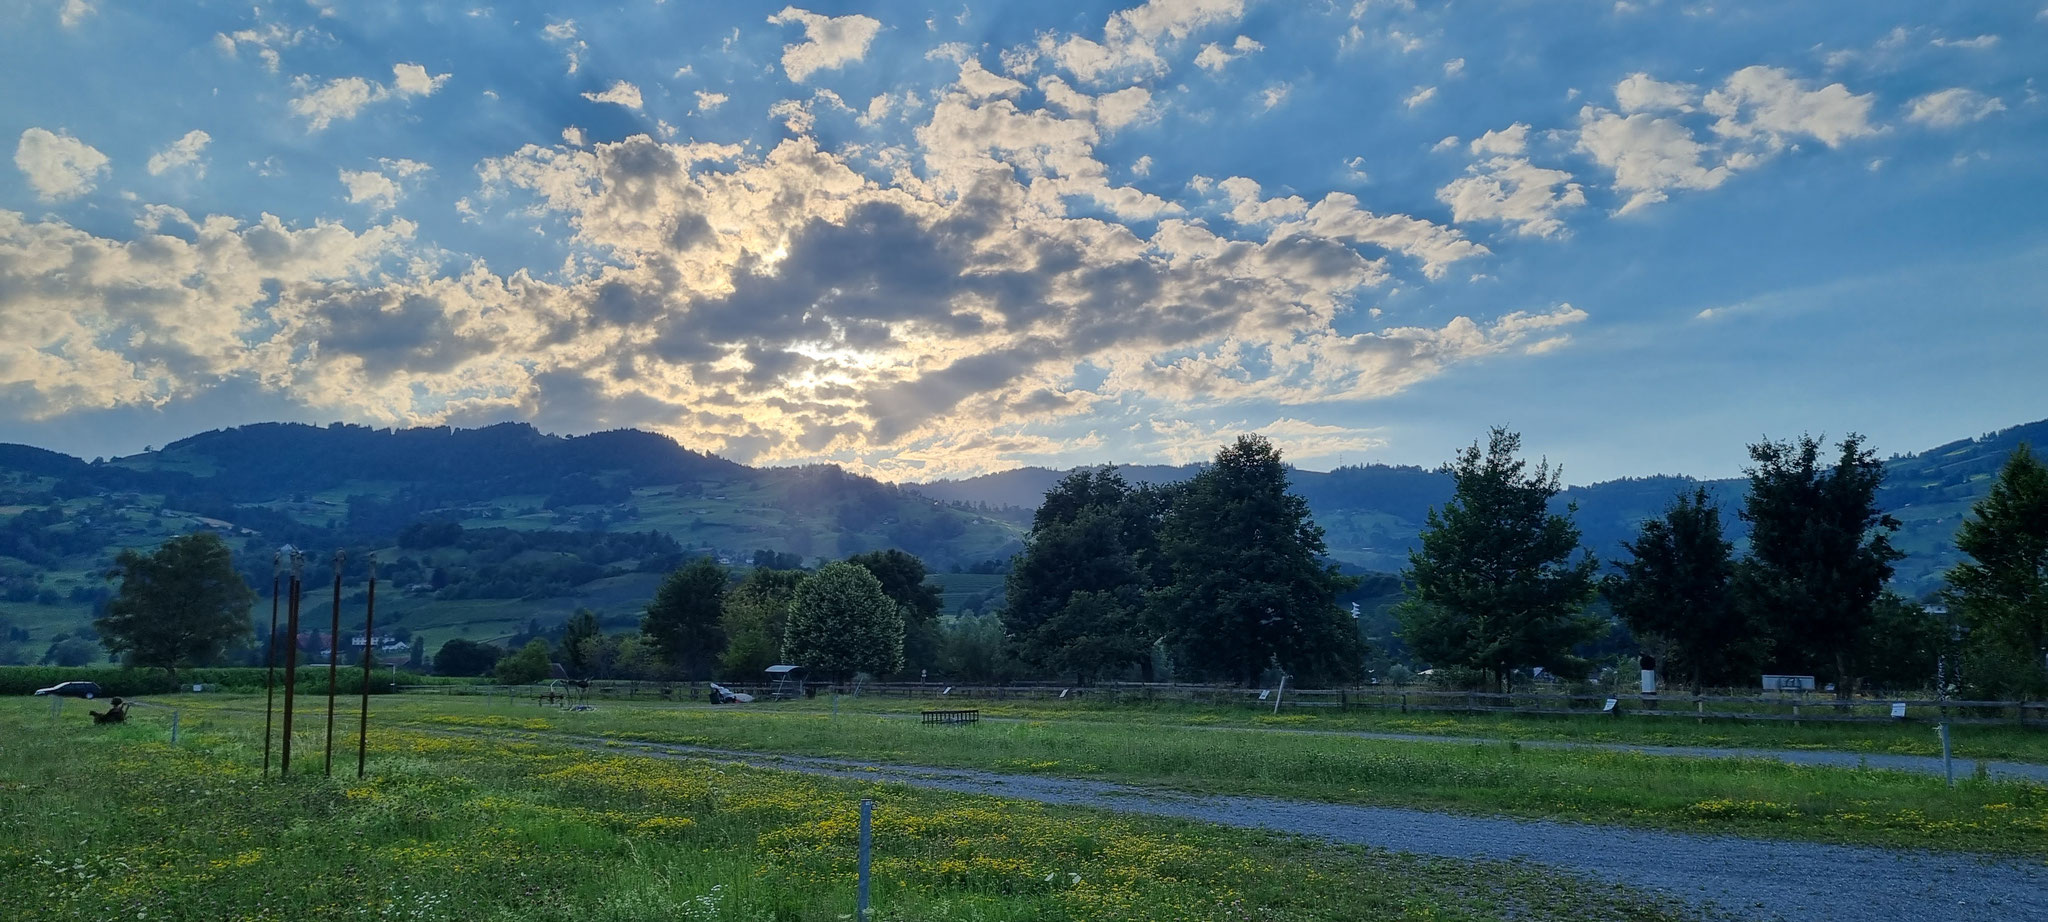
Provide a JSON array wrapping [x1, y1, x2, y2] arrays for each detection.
[[1602, 698, 1618, 713], [1762, 674, 1816, 692], [1891, 702, 1907, 719], [941, 686, 953, 696], [1058, 688, 1068, 698], [1258, 689, 1272, 700]]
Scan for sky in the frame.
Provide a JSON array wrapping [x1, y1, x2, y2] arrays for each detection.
[[0, 0, 2042, 484]]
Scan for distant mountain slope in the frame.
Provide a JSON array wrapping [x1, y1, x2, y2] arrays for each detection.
[[0, 423, 1024, 658], [910, 419, 2048, 596]]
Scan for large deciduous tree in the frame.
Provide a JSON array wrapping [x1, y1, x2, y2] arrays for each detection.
[[641, 556, 729, 678], [1604, 488, 1757, 693], [719, 567, 806, 677], [1736, 434, 1900, 696], [1003, 468, 1166, 682], [782, 561, 903, 681], [846, 549, 944, 675], [1399, 428, 1600, 692], [433, 638, 502, 676], [1154, 437, 1362, 686], [1944, 444, 2048, 697], [95, 532, 255, 681]]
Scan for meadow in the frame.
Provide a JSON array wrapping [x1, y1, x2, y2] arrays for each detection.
[[765, 691, 2048, 763], [72, 690, 2027, 858], [0, 700, 1715, 922]]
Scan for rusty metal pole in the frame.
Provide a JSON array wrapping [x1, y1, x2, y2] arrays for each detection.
[[262, 551, 281, 777], [357, 555, 376, 779], [325, 550, 344, 777], [280, 548, 304, 776]]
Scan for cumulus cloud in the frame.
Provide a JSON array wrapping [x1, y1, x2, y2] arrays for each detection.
[[1194, 34, 1262, 71], [1437, 157, 1586, 238], [291, 63, 449, 131], [1039, 0, 1247, 84], [1568, 65, 1880, 214], [1702, 66, 1877, 149], [1404, 86, 1437, 109], [146, 130, 212, 178], [60, 0, 94, 28], [696, 90, 729, 112], [766, 7, 883, 83], [1905, 88, 2006, 128], [340, 169, 403, 212], [583, 80, 644, 110], [14, 128, 109, 201]]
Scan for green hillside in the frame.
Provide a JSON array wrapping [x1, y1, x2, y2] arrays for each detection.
[[0, 423, 1023, 662]]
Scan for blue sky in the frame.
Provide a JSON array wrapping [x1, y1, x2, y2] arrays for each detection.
[[1, 0, 2041, 483]]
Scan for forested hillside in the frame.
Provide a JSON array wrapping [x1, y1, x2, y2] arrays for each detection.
[[0, 417, 2039, 666]]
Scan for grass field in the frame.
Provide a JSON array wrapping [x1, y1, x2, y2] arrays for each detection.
[[110, 693, 2035, 857], [764, 692, 2048, 764], [0, 700, 1718, 922]]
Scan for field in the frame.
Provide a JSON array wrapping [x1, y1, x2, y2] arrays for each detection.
[[0, 698, 1722, 922]]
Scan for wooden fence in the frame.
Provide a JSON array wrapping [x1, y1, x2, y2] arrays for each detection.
[[394, 679, 2046, 728]]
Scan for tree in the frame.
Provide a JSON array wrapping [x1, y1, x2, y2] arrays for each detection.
[[1860, 593, 1944, 691], [782, 561, 903, 681], [1736, 434, 1900, 696], [1604, 488, 1757, 693], [495, 638, 552, 685], [94, 532, 256, 681], [43, 636, 99, 668], [1398, 428, 1601, 692], [560, 608, 601, 675], [1944, 444, 2048, 697], [1003, 469, 1167, 682], [433, 638, 502, 676], [846, 549, 944, 675], [1154, 437, 1363, 686], [642, 556, 729, 678], [719, 567, 804, 677]]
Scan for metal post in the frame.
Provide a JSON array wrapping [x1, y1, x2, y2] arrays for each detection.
[[170, 710, 180, 744], [1939, 723, 1954, 788], [833, 690, 839, 719], [325, 550, 344, 776], [1272, 674, 1286, 716], [358, 555, 376, 779], [281, 549, 304, 776], [263, 553, 280, 777], [49, 695, 59, 720], [857, 798, 874, 921]]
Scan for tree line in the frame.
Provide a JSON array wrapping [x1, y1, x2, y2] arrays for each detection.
[[60, 428, 2048, 701]]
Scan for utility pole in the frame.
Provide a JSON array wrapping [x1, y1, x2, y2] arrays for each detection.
[[262, 551, 281, 777], [280, 547, 304, 776]]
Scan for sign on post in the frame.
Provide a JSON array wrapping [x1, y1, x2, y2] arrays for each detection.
[[1761, 675, 1816, 692]]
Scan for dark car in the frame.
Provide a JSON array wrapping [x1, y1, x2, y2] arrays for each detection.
[[33, 681, 104, 699]]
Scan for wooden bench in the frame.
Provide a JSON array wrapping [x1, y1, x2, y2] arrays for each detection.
[[920, 709, 979, 726]]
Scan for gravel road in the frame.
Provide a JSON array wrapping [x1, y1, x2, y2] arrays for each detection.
[[493, 730, 2048, 922]]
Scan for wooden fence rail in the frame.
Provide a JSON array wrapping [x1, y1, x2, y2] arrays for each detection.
[[393, 680, 2045, 728]]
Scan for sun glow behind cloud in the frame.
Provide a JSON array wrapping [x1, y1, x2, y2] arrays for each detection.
[[0, 0, 2040, 480]]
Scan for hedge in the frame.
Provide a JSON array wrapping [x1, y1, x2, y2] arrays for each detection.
[[0, 665, 416, 697]]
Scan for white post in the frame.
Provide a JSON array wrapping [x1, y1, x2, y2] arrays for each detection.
[[1272, 674, 1287, 715], [1939, 723, 1954, 788]]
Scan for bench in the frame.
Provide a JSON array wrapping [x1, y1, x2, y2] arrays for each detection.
[[921, 709, 979, 726]]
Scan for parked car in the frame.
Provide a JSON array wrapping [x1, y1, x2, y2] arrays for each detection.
[[33, 681, 104, 699]]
